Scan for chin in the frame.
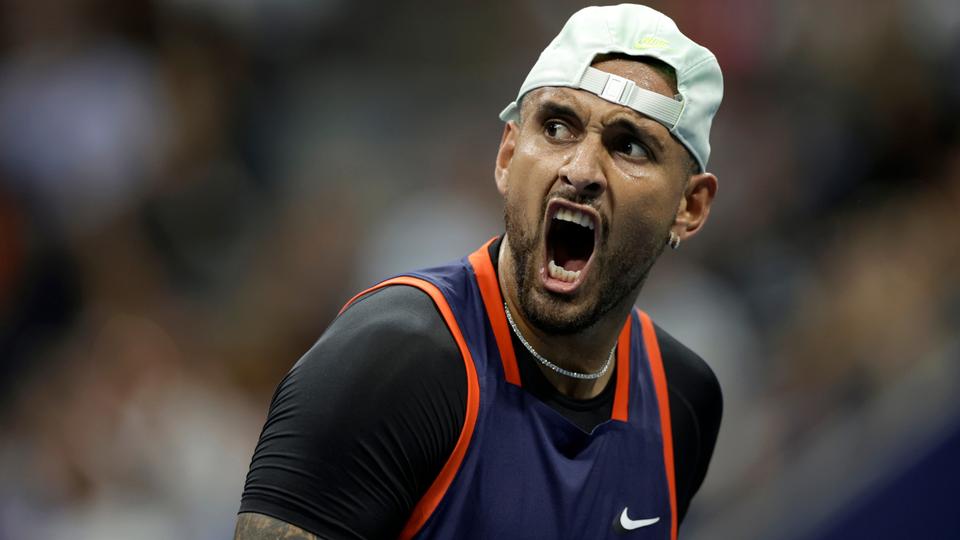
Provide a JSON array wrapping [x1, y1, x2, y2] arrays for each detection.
[[519, 285, 602, 335], [504, 196, 664, 336], [515, 242, 659, 336]]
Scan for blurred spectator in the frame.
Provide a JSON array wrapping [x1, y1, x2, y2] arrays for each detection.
[[0, 0, 958, 538]]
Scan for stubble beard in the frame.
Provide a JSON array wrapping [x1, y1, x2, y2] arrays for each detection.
[[504, 196, 668, 336]]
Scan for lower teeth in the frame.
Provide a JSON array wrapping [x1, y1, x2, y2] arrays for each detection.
[[548, 259, 580, 283]]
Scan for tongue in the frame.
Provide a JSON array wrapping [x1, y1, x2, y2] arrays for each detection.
[[554, 242, 588, 272]]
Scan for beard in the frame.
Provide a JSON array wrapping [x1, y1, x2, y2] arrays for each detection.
[[504, 193, 668, 336]]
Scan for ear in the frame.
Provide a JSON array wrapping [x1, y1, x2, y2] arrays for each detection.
[[494, 121, 518, 196], [672, 172, 718, 241]]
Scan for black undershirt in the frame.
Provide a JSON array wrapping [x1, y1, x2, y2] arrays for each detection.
[[240, 238, 723, 539]]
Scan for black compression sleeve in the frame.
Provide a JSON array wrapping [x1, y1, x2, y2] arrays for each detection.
[[656, 325, 723, 523], [239, 285, 467, 539]]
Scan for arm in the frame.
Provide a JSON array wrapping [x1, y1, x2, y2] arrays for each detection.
[[235, 513, 317, 539], [236, 285, 467, 539], [656, 324, 723, 523]]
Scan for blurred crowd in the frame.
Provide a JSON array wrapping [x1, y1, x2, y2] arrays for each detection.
[[0, 0, 957, 538]]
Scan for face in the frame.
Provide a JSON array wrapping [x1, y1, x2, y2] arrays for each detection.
[[496, 59, 702, 335]]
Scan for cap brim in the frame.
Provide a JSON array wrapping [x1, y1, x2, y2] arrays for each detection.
[[499, 101, 520, 122]]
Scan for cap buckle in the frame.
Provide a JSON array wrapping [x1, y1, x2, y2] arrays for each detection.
[[599, 74, 630, 103]]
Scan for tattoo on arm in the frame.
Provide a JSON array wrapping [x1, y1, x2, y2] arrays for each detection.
[[234, 512, 318, 539]]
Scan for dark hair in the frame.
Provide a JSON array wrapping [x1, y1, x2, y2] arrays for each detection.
[[590, 53, 679, 94]]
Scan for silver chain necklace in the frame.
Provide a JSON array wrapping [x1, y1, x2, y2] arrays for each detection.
[[503, 302, 615, 380]]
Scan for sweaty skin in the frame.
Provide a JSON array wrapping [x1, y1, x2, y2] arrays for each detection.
[[496, 58, 716, 399]]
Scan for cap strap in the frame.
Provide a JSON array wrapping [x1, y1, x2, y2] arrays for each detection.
[[578, 67, 683, 129]]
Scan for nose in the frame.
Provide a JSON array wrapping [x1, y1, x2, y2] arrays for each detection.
[[557, 135, 607, 199]]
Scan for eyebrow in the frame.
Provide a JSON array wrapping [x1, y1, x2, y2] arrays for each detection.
[[533, 97, 670, 153], [608, 117, 666, 154], [533, 100, 581, 122]]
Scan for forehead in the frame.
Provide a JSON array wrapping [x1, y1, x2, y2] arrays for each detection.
[[521, 58, 676, 125], [593, 57, 677, 97]]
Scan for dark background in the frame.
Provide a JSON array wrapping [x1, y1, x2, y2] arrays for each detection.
[[0, 0, 957, 538]]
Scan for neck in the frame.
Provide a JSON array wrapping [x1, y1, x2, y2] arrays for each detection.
[[497, 236, 636, 400]]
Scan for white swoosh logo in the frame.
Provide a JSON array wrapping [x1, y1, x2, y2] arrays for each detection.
[[619, 508, 660, 530]]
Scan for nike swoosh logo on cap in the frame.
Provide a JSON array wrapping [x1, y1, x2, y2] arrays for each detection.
[[619, 508, 660, 530]]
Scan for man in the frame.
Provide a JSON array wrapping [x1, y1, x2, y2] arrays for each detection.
[[236, 4, 723, 539]]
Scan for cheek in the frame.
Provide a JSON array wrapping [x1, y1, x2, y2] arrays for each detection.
[[608, 186, 677, 242], [515, 130, 568, 174], [505, 147, 560, 205]]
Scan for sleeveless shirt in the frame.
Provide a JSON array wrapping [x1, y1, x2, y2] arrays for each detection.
[[340, 239, 678, 540]]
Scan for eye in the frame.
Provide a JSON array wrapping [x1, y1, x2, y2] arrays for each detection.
[[544, 120, 575, 141], [615, 137, 650, 159]]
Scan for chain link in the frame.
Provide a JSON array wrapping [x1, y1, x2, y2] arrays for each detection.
[[503, 303, 614, 380]]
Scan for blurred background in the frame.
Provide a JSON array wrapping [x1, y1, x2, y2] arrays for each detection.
[[0, 0, 957, 538]]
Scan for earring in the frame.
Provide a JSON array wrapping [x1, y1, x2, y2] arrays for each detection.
[[668, 231, 681, 250]]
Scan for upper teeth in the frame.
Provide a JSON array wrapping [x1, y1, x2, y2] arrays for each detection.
[[554, 207, 594, 230]]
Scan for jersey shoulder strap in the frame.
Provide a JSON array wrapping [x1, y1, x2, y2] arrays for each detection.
[[339, 275, 481, 538]]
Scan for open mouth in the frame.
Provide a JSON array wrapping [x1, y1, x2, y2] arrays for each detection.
[[542, 200, 599, 292]]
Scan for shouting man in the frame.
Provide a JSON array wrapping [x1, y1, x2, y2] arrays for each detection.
[[237, 4, 724, 539]]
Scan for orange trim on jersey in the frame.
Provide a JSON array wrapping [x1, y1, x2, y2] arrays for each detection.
[[610, 316, 633, 422], [338, 277, 481, 540], [637, 309, 678, 540], [467, 238, 521, 386]]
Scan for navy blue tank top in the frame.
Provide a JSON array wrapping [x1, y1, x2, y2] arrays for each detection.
[[341, 239, 677, 540]]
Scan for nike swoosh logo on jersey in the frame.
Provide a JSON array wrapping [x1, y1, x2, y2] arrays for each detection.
[[619, 508, 660, 530]]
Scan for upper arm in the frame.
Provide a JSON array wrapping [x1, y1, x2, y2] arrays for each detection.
[[238, 285, 467, 539], [655, 324, 723, 524], [235, 512, 318, 540]]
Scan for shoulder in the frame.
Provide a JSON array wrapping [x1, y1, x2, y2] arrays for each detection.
[[287, 283, 466, 412], [324, 283, 458, 356], [650, 323, 723, 522], [653, 323, 723, 418], [239, 284, 468, 537]]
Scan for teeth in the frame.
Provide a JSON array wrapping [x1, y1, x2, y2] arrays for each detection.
[[579, 213, 593, 229], [548, 259, 581, 283], [554, 207, 595, 230]]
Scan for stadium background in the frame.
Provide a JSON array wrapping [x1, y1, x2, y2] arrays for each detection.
[[0, 0, 957, 538]]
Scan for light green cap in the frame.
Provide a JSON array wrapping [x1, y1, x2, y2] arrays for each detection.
[[499, 4, 723, 172]]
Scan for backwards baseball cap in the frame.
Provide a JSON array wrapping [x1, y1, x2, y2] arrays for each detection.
[[499, 4, 723, 172]]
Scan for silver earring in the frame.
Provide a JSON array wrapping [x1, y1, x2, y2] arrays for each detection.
[[668, 231, 681, 250]]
